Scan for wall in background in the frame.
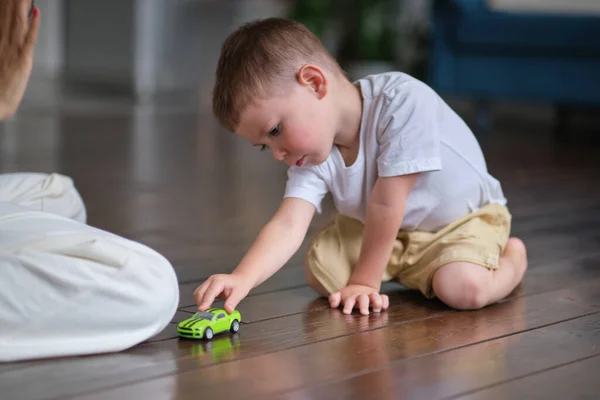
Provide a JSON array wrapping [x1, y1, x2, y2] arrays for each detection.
[[32, 0, 65, 78], [27, 0, 431, 99]]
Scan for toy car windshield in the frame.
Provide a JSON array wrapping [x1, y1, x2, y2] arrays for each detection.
[[193, 311, 214, 320]]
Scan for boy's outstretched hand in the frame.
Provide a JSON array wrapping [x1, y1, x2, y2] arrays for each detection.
[[194, 273, 252, 314], [329, 284, 389, 315]]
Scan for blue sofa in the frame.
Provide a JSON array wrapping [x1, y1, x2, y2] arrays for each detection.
[[427, 0, 600, 134]]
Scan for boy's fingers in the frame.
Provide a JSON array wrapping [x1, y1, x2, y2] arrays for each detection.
[[193, 279, 208, 296], [382, 294, 389, 310], [193, 286, 205, 307], [204, 280, 225, 303], [223, 301, 235, 314], [193, 279, 211, 302], [369, 292, 382, 312], [358, 294, 370, 315], [224, 289, 244, 314], [343, 296, 356, 314], [201, 280, 225, 308], [329, 292, 341, 308]]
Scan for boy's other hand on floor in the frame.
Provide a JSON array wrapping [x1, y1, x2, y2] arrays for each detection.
[[329, 284, 389, 316], [194, 273, 252, 314]]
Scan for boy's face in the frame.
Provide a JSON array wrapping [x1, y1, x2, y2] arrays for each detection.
[[236, 66, 337, 167]]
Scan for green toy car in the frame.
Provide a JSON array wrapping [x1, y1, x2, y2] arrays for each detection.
[[177, 308, 242, 340]]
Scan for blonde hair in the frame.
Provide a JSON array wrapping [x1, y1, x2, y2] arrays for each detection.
[[212, 17, 344, 131]]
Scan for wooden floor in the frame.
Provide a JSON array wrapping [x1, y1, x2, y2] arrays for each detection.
[[1, 89, 599, 400]]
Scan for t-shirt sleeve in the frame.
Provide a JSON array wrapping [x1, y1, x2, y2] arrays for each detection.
[[283, 165, 329, 213], [376, 81, 442, 177]]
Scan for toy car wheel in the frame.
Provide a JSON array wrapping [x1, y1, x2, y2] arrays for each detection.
[[230, 320, 240, 333], [204, 328, 214, 340]]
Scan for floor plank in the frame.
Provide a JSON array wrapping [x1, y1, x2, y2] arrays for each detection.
[[283, 312, 600, 400], [511, 204, 600, 235], [67, 282, 600, 400], [507, 230, 600, 270], [455, 354, 600, 400], [512, 254, 600, 298]]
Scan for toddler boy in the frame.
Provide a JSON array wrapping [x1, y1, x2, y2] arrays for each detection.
[[195, 18, 527, 315]]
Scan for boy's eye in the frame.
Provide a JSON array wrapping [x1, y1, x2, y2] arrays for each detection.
[[268, 124, 280, 137], [258, 124, 280, 151]]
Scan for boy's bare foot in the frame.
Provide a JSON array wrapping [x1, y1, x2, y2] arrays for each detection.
[[501, 237, 528, 289]]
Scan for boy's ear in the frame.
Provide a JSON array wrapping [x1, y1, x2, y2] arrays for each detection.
[[297, 65, 327, 99]]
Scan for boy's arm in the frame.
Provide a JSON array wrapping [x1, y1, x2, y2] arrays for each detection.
[[195, 197, 315, 312], [234, 197, 315, 287], [350, 173, 418, 288], [330, 173, 418, 313]]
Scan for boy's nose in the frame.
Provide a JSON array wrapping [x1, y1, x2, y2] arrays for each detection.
[[272, 148, 286, 162]]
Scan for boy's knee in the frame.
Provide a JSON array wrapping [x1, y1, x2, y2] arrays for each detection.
[[456, 275, 489, 310], [433, 265, 490, 310]]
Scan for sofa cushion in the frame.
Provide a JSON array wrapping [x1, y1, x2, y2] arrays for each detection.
[[446, 1, 600, 55]]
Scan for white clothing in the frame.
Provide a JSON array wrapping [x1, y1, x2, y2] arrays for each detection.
[[0, 173, 178, 362], [0, 173, 87, 223], [284, 72, 506, 232]]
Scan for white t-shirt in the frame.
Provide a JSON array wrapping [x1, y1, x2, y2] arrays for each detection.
[[283, 72, 506, 233]]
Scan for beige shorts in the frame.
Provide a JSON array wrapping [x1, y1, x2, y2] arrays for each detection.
[[306, 203, 512, 299]]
